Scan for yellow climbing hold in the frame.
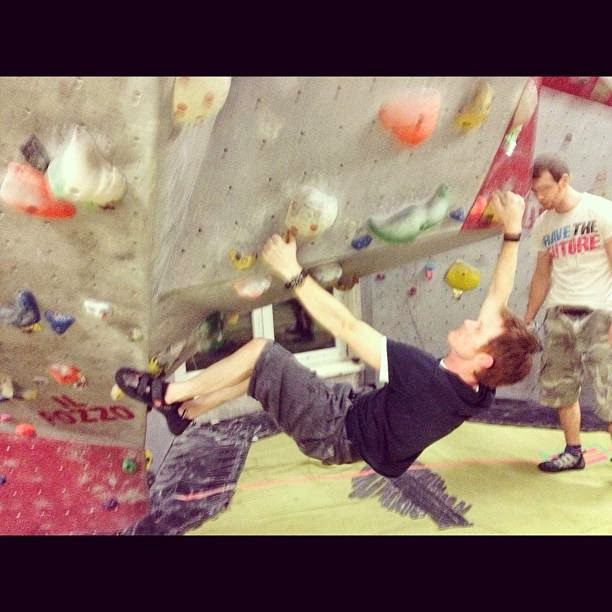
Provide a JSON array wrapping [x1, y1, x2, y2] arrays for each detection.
[[110, 384, 124, 401], [22, 322, 43, 333], [146, 358, 162, 376], [228, 249, 257, 271], [21, 389, 38, 401], [455, 80, 494, 132], [144, 449, 153, 470], [225, 312, 240, 326], [444, 260, 481, 299]]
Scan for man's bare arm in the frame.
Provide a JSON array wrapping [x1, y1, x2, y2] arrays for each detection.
[[260, 234, 384, 370], [524, 250, 552, 325], [478, 191, 526, 323]]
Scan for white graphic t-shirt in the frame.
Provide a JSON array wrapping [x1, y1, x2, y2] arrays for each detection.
[[531, 193, 612, 311]]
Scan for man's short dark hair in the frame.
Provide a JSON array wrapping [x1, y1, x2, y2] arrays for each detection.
[[532, 154, 570, 182]]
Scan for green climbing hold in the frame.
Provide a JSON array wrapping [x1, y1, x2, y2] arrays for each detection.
[[122, 457, 138, 474]]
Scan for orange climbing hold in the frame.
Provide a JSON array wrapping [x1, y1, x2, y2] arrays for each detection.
[[15, 423, 36, 437], [0, 163, 76, 219], [48, 364, 82, 385], [378, 88, 441, 146]]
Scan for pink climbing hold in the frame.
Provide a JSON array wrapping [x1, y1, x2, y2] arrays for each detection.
[[0, 413, 12, 423], [0, 162, 76, 219]]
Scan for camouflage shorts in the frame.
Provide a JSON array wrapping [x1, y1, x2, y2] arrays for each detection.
[[539, 307, 611, 421]]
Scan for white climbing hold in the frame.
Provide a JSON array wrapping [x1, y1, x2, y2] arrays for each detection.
[[46, 125, 126, 206], [172, 77, 231, 125], [285, 186, 338, 238]]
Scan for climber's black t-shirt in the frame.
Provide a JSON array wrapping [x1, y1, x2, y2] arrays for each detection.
[[344, 339, 495, 478]]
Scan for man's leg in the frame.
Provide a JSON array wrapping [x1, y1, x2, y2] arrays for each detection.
[[558, 400, 581, 446], [165, 338, 270, 405], [537, 311, 585, 472], [179, 378, 251, 420]]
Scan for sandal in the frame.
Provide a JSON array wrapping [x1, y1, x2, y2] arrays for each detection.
[[114, 368, 193, 436]]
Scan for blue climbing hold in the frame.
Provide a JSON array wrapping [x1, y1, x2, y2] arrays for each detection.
[[44, 310, 75, 335], [449, 208, 465, 222], [0, 290, 41, 328], [0, 475, 6, 485], [351, 235, 373, 250]]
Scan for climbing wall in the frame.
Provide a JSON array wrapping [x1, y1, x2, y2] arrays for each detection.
[[366, 80, 612, 406], [149, 76, 532, 369], [0, 77, 166, 532], [1, 76, 533, 533]]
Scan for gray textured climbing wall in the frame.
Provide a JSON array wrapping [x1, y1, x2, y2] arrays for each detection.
[[0, 77, 163, 448], [367, 84, 612, 404], [1, 76, 530, 451], [150, 76, 531, 366]]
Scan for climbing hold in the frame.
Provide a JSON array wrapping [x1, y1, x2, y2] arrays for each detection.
[[351, 234, 373, 250], [146, 358, 162, 376], [172, 77, 232, 125], [19, 388, 38, 401], [481, 195, 502, 225], [0, 162, 76, 219], [0, 413, 12, 422], [20, 134, 51, 173], [284, 186, 338, 238], [368, 185, 450, 244], [444, 260, 481, 298], [424, 262, 435, 281], [121, 457, 138, 475], [503, 79, 539, 156], [129, 327, 143, 342], [407, 287, 417, 297], [44, 310, 75, 335], [0, 475, 6, 485], [46, 125, 126, 206], [225, 312, 240, 326], [449, 207, 465, 222], [310, 263, 343, 287], [48, 364, 82, 385], [1, 375, 14, 400], [369, 204, 426, 243], [83, 299, 112, 319], [455, 80, 494, 132], [233, 277, 271, 299], [103, 498, 119, 511], [21, 322, 42, 333], [110, 384, 124, 401], [228, 249, 257, 271], [144, 449, 153, 470], [333, 273, 360, 291], [502, 125, 523, 156], [379, 88, 441, 146], [0, 289, 41, 328], [15, 423, 36, 437], [421, 184, 451, 230], [375, 273, 386, 281]]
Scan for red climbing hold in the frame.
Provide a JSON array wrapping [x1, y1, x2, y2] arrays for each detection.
[[0, 162, 76, 219]]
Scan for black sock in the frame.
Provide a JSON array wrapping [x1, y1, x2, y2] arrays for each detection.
[[565, 444, 582, 456]]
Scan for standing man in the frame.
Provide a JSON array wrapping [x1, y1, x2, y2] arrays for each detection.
[[526, 154, 612, 472]]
